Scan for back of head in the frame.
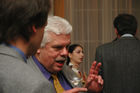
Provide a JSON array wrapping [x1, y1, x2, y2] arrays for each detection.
[[41, 16, 72, 47], [0, 0, 51, 44], [113, 13, 137, 36]]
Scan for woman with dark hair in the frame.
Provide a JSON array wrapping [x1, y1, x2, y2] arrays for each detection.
[[67, 44, 86, 84]]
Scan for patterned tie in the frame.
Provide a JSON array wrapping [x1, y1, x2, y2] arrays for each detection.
[[52, 74, 64, 93]]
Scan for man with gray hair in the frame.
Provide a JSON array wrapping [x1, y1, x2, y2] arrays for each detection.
[[28, 16, 103, 93]]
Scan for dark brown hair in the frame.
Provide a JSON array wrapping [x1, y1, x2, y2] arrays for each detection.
[[0, 0, 51, 44]]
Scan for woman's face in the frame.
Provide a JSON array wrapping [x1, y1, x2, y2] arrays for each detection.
[[69, 46, 84, 64]]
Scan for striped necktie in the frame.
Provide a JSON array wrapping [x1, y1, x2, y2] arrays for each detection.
[[52, 74, 64, 93]]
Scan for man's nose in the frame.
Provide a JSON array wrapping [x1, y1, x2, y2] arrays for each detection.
[[60, 47, 68, 56]]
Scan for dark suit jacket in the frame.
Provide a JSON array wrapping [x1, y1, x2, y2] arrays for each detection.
[[0, 44, 55, 93], [95, 37, 140, 93]]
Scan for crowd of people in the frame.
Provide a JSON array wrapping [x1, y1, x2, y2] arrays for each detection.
[[0, 0, 139, 93]]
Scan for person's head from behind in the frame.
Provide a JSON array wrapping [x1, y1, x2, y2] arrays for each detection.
[[66, 44, 84, 66], [0, 0, 51, 56], [113, 13, 137, 37], [36, 16, 72, 73]]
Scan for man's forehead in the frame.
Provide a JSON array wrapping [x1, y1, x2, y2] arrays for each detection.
[[47, 36, 71, 45]]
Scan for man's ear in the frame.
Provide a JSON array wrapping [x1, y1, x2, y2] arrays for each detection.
[[32, 25, 37, 33], [115, 28, 118, 35], [115, 28, 120, 38]]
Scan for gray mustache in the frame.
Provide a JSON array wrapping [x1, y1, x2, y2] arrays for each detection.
[[55, 57, 66, 62]]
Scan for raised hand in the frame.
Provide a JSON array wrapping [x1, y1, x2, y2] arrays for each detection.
[[89, 61, 101, 75], [85, 61, 103, 93]]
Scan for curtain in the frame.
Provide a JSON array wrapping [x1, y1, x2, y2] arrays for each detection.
[[64, 0, 133, 75]]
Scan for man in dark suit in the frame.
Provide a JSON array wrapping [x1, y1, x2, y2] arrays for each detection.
[[0, 0, 56, 93], [95, 13, 140, 93], [27, 16, 103, 93]]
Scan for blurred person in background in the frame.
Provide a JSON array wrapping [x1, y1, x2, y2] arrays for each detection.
[[66, 44, 87, 84]]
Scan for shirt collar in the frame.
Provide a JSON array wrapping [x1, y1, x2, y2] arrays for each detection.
[[7, 44, 27, 62], [32, 56, 51, 80], [121, 34, 133, 37], [69, 62, 73, 67]]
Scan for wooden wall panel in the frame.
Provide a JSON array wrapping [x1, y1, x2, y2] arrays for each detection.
[[54, 0, 64, 18]]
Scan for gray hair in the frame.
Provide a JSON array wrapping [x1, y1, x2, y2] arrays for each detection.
[[41, 16, 72, 47]]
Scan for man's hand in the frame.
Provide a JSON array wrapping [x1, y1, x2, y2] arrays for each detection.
[[63, 87, 87, 93], [85, 61, 103, 93]]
